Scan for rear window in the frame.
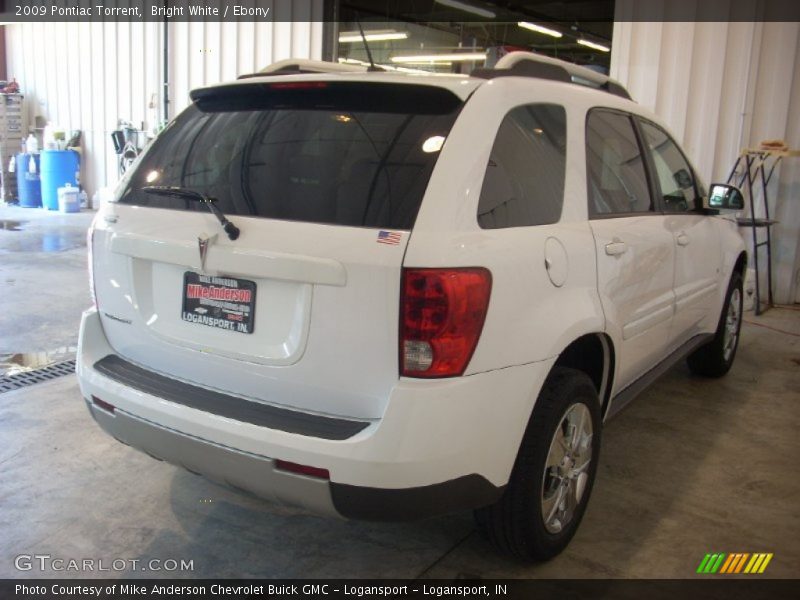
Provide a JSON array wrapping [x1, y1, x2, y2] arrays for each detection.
[[116, 82, 462, 230]]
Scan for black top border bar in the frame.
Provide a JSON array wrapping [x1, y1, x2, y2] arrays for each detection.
[[1, 0, 798, 23]]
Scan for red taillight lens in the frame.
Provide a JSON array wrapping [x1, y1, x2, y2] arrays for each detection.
[[275, 460, 330, 480], [400, 268, 492, 378]]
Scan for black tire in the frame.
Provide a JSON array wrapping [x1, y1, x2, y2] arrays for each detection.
[[687, 271, 743, 378], [475, 367, 601, 561]]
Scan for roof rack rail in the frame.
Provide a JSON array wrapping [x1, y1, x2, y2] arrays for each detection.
[[472, 52, 631, 100], [238, 58, 368, 80]]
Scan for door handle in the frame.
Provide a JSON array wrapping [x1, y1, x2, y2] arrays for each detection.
[[677, 233, 690, 246], [605, 240, 627, 256]]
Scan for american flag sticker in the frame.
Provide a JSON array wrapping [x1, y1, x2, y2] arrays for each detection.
[[377, 230, 402, 245]]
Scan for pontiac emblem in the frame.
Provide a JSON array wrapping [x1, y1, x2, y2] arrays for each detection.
[[197, 233, 217, 271]]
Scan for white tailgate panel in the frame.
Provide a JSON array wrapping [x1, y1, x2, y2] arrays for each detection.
[[93, 205, 408, 420]]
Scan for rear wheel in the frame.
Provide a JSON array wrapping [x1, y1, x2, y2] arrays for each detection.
[[687, 271, 743, 377], [475, 367, 601, 561]]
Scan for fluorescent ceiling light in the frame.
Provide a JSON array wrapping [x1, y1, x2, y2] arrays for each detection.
[[339, 30, 409, 43], [577, 39, 610, 52], [391, 52, 486, 64], [434, 0, 496, 19], [517, 22, 562, 38]]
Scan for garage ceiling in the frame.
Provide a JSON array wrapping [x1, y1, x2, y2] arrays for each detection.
[[339, 0, 615, 68]]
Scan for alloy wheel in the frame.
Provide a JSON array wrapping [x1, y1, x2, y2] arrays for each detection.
[[723, 288, 742, 362], [541, 403, 593, 534]]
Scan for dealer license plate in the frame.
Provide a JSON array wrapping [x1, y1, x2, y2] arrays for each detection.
[[181, 272, 256, 334]]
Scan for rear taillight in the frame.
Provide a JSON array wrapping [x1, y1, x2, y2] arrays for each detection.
[[400, 268, 492, 378], [87, 224, 97, 308]]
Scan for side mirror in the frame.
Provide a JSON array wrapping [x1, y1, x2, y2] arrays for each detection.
[[705, 183, 744, 211]]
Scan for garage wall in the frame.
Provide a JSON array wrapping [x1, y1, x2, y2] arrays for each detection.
[[3, 1, 324, 200], [610, 3, 800, 304]]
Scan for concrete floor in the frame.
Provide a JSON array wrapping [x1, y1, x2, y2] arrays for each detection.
[[1, 204, 799, 579], [0, 206, 93, 358]]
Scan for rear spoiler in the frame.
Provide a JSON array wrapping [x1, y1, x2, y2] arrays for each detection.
[[189, 81, 464, 115]]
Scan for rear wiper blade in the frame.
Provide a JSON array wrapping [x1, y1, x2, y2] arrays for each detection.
[[141, 186, 240, 241]]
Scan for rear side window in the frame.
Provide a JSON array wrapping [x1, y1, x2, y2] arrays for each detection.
[[586, 109, 653, 217], [116, 83, 461, 230], [477, 104, 566, 229]]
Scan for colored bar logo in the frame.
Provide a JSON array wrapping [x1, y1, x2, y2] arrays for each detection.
[[697, 553, 773, 574]]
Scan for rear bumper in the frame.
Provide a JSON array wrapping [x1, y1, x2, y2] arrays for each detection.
[[86, 401, 501, 520], [78, 308, 553, 520], [87, 401, 336, 514]]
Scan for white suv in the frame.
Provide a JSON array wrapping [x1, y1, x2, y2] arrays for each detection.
[[77, 52, 746, 560]]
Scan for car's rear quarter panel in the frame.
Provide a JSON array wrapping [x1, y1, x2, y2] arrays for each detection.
[[407, 78, 605, 375]]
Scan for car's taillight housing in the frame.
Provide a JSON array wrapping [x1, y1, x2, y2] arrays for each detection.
[[400, 267, 492, 378], [87, 224, 97, 308]]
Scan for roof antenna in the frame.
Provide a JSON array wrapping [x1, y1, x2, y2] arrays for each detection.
[[356, 17, 383, 72]]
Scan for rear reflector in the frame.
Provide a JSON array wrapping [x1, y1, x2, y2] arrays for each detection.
[[400, 267, 492, 378], [275, 459, 330, 480], [91, 396, 115, 414]]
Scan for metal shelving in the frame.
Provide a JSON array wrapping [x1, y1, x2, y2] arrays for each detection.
[[727, 147, 799, 315]]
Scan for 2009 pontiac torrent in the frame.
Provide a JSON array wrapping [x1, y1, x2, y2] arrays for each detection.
[[78, 52, 746, 560]]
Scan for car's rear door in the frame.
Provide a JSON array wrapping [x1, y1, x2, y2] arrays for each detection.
[[586, 108, 676, 391]]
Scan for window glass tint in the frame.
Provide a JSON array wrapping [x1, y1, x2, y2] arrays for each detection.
[[586, 110, 652, 216], [639, 120, 698, 213], [116, 85, 461, 230], [477, 104, 566, 229]]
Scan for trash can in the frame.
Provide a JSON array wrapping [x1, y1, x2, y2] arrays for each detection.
[[40, 149, 79, 210], [16, 153, 42, 208]]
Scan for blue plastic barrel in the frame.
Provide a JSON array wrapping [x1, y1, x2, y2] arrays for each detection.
[[16, 153, 42, 208], [40, 150, 80, 211]]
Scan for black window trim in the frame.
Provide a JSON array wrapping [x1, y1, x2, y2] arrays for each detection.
[[633, 115, 705, 215], [585, 106, 659, 220], [630, 115, 666, 214]]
